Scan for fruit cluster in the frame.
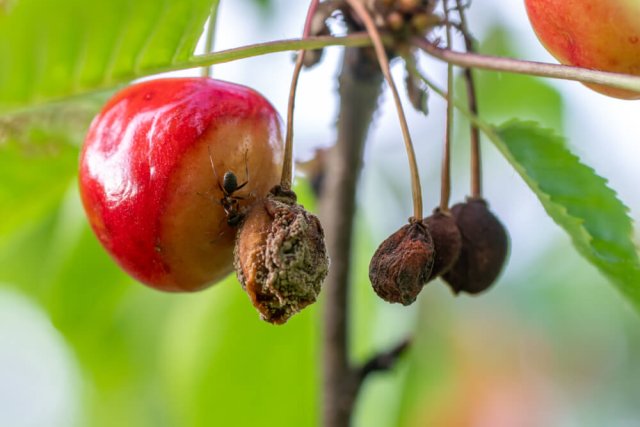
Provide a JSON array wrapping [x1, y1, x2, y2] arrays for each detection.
[[370, 199, 508, 305]]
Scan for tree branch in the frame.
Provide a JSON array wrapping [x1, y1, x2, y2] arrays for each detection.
[[355, 337, 411, 388], [319, 45, 383, 427]]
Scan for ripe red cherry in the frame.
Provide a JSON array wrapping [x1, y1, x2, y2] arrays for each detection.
[[79, 78, 284, 292], [525, 0, 640, 99]]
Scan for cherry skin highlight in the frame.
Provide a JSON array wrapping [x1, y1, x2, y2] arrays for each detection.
[[525, 0, 640, 99], [79, 78, 284, 292]]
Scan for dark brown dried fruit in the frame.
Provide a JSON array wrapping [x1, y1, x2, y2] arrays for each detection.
[[424, 208, 462, 280], [369, 220, 435, 305], [342, 0, 438, 36], [442, 198, 509, 295], [234, 186, 329, 324]]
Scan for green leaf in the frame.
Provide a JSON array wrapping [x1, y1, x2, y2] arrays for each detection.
[[0, 0, 213, 112], [493, 120, 640, 311]]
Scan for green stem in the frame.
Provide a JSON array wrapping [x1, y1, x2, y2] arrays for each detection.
[[413, 37, 640, 94], [12, 32, 640, 115], [201, 1, 221, 78], [187, 34, 371, 69]]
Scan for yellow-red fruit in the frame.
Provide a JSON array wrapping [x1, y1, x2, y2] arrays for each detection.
[[234, 187, 329, 324], [369, 221, 435, 305], [525, 0, 640, 99]]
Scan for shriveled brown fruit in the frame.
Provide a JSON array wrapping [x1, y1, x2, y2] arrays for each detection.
[[347, 0, 439, 36], [424, 208, 462, 280], [234, 186, 329, 324], [369, 220, 435, 305], [443, 198, 509, 295]]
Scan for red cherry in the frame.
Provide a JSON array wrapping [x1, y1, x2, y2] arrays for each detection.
[[525, 0, 640, 99], [79, 78, 284, 292]]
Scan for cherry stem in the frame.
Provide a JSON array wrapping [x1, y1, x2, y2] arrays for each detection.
[[455, 0, 482, 199], [440, 0, 454, 212], [412, 36, 640, 94], [345, 0, 423, 221], [21, 33, 640, 112], [201, 1, 221, 78], [281, 0, 320, 192]]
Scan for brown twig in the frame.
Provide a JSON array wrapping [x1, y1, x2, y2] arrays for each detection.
[[455, 0, 482, 198], [355, 337, 412, 386], [281, 0, 320, 191], [440, 0, 454, 212], [320, 44, 384, 427]]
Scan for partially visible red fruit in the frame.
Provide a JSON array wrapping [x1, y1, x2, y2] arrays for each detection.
[[525, 0, 640, 99], [79, 78, 284, 292]]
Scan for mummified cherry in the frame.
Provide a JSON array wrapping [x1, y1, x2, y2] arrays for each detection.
[[443, 198, 509, 295], [369, 219, 435, 305], [424, 208, 462, 280], [234, 186, 329, 324], [79, 78, 284, 292]]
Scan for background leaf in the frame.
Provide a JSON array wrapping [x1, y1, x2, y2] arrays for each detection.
[[161, 279, 320, 427], [0, 0, 213, 112], [492, 120, 640, 311], [0, 98, 102, 238], [0, 142, 76, 237]]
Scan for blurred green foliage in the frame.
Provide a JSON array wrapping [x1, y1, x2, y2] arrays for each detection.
[[0, 0, 212, 112], [470, 27, 564, 131], [0, 185, 320, 427]]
